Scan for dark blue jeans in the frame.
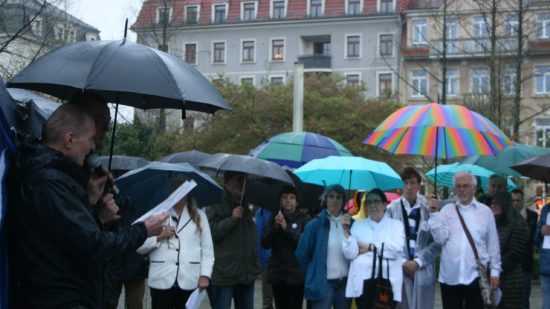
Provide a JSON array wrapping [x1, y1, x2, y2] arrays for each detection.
[[208, 283, 254, 309], [310, 278, 351, 309]]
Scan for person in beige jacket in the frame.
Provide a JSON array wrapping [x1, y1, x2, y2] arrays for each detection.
[[137, 191, 214, 309]]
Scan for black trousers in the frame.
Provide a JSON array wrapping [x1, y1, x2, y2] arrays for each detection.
[[440, 278, 483, 309], [272, 283, 304, 309], [150, 285, 193, 309]]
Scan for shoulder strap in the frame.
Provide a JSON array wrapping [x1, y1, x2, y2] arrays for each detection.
[[400, 199, 413, 260], [454, 205, 480, 261], [378, 242, 385, 279], [370, 245, 377, 278]]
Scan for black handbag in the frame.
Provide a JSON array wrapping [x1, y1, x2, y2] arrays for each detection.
[[360, 243, 394, 309]]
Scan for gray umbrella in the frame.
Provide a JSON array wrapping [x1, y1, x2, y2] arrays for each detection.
[[510, 154, 550, 182], [7, 39, 231, 113], [199, 153, 293, 185], [98, 155, 149, 172], [159, 150, 211, 166]]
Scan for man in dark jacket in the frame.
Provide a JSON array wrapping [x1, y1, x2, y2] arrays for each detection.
[[8, 104, 167, 309], [206, 171, 260, 309], [262, 186, 309, 309]]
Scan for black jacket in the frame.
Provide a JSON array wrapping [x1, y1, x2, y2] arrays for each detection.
[[261, 210, 310, 286], [7, 143, 148, 309]]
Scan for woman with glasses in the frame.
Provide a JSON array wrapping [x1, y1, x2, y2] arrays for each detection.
[[296, 184, 352, 309], [342, 188, 405, 309]]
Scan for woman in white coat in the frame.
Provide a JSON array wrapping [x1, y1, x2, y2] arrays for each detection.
[[342, 188, 405, 308], [137, 189, 214, 309]]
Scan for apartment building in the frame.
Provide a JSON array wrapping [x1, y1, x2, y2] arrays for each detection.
[[400, 0, 550, 144]]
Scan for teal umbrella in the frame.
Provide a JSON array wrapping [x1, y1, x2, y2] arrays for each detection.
[[426, 162, 516, 191], [293, 156, 403, 191], [461, 142, 550, 177]]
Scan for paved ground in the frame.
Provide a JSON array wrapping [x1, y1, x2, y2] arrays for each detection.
[[118, 279, 543, 308]]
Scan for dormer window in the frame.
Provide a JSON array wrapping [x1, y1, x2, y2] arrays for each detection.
[[242, 2, 257, 21], [157, 7, 172, 25], [185, 6, 199, 24], [213, 4, 228, 23]]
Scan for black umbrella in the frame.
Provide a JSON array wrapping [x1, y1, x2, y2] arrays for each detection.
[[159, 150, 212, 166], [198, 153, 293, 185], [510, 154, 550, 182], [7, 39, 231, 113], [98, 155, 149, 172]]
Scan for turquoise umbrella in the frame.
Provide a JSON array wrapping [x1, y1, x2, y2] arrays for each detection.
[[426, 162, 516, 191], [293, 156, 403, 191], [250, 131, 352, 169], [461, 143, 550, 177]]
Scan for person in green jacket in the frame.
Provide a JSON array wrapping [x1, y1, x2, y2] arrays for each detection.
[[206, 171, 260, 309]]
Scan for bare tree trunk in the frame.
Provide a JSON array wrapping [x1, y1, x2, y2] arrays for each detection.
[[512, 0, 525, 141]]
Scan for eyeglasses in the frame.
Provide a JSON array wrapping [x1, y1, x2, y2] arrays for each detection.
[[366, 199, 383, 206], [327, 193, 342, 200], [454, 184, 473, 190]]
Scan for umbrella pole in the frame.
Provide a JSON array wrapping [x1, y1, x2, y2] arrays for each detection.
[[239, 176, 248, 206], [108, 101, 120, 171], [434, 127, 439, 195]]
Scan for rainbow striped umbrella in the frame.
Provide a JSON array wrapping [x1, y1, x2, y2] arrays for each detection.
[[250, 131, 352, 169], [364, 103, 512, 158]]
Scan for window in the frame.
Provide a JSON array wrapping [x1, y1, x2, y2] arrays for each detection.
[[412, 19, 427, 44], [213, 42, 225, 63], [346, 74, 360, 87], [271, 76, 284, 85], [213, 4, 227, 23], [471, 68, 489, 94], [347, 35, 360, 58], [502, 69, 517, 95], [379, 34, 393, 57], [242, 40, 255, 62], [535, 66, 550, 94], [446, 69, 459, 96], [271, 0, 286, 19], [347, 0, 361, 15], [535, 119, 550, 147], [537, 14, 550, 39], [411, 70, 428, 97], [378, 73, 392, 96], [184, 43, 197, 64], [271, 39, 285, 61], [446, 18, 458, 53], [242, 2, 256, 21], [309, 0, 323, 17], [185, 6, 199, 24], [505, 15, 519, 37], [157, 7, 171, 25], [241, 77, 254, 86], [473, 16, 488, 52], [313, 42, 331, 55], [379, 0, 394, 13], [32, 18, 43, 36]]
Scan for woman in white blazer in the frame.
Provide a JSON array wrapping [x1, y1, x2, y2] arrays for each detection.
[[137, 191, 214, 309]]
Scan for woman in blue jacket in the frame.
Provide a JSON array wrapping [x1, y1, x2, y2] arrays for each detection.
[[295, 184, 351, 309]]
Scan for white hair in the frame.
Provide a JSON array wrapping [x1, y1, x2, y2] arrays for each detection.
[[452, 171, 477, 187]]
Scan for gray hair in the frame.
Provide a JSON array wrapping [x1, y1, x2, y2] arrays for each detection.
[[452, 171, 477, 187]]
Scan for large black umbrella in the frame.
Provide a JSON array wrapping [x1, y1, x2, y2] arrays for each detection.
[[98, 155, 149, 171], [7, 39, 231, 113], [510, 154, 550, 182], [159, 150, 211, 166]]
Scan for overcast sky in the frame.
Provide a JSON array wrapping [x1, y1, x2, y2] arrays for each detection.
[[66, 0, 142, 41]]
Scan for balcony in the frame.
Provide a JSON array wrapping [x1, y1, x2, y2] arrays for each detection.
[[429, 37, 520, 58], [297, 54, 332, 70]]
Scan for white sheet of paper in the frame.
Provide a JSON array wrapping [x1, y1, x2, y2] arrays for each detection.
[[185, 288, 206, 309], [543, 213, 550, 249], [132, 180, 197, 224]]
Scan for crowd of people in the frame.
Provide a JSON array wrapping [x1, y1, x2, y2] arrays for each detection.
[[5, 98, 550, 309]]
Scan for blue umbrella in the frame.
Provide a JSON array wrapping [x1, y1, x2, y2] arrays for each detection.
[[293, 156, 403, 191], [116, 161, 223, 208], [425, 162, 516, 191]]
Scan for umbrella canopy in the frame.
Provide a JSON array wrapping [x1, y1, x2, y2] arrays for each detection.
[[199, 153, 293, 185], [510, 154, 550, 182], [461, 143, 550, 177], [159, 150, 212, 166], [116, 161, 223, 208], [98, 155, 149, 171], [293, 156, 404, 191], [364, 103, 512, 159], [244, 171, 324, 214], [7, 39, 231, 113], [249, 131, 352, 168], [425, 162, 516, 191]]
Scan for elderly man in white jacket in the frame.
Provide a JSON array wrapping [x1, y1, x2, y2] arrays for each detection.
[[137, 193, 215, 308], [342, 188, 405, 308]]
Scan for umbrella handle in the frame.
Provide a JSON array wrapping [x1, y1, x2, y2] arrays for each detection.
[[239, 176, 247, 206]]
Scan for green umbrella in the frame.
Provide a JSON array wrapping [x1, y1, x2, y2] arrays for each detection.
[[461, 143, 550, 177], [426, 162, 516, 191]]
